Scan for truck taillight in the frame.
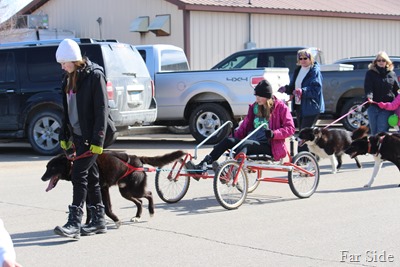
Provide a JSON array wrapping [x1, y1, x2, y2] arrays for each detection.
[[251, 77, 264, 88], [106, 81, 113, 99]]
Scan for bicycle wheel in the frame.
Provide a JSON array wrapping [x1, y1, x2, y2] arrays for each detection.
[[213, 159, 248, 210], [289, 152, 320, 198], [244, 166, 261, 193], [155, 159, 190, 203]]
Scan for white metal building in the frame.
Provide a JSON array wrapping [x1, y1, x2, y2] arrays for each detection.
[[9, 0, 400, 69]]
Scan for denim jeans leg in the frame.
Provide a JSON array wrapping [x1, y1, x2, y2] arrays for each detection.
[[367, 106, 379, 135], [376, 109, 392, 133]]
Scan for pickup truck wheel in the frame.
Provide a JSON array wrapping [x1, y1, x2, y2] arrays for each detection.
[[27, 110, 63, 155], [189, 103, 232, 144], [340, 98, 369, 131]]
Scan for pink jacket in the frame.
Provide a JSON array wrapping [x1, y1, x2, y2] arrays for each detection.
[[378, 94, 400, 126], [234, 97, 295, 160]]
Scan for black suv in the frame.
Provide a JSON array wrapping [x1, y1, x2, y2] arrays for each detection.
[[0, 38, 157, 155]]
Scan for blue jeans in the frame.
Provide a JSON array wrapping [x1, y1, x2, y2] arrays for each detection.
[[367, 105, 392, 135]]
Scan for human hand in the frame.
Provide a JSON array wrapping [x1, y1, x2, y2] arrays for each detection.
[[377, 102, 387, 109], [265, 129, 274, 139], [294, 88, 302, 97], [90, 144, 103, 154], [278, 86, 286, 93], [60, 140, 73, 150]]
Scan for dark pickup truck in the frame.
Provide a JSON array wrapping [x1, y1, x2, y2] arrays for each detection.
[[212, 46, 380, 131]]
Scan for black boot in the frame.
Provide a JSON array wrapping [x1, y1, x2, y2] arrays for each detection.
[[185, 155, 213, 180], [80, 204, 107, 236], [54, 205, 83, 240]]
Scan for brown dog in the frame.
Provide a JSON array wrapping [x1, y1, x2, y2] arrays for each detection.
[[41, 150, 185, 227]]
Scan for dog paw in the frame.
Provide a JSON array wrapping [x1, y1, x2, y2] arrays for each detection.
[[363, 184, 371, 188], [115, 221, 122, 229], [130, 217, 141, 223]]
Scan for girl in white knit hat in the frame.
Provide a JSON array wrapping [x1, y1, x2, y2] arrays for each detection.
[[53, 38, 108, 239]]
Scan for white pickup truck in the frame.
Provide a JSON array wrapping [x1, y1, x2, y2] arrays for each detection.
[[136, 44, 289, 143]]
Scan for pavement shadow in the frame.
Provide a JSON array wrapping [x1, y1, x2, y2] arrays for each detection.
[[317, 184, 399, 194], [146, 194, 300, 215], [11, 229, 77, 247], [244, 194, 300, 206], [154, 196, 224, 215]]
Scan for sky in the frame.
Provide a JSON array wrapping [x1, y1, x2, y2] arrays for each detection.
[[0, 0, 33, 24]]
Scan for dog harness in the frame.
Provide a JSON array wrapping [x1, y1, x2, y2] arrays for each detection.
[[368, 135, 386, 156], [118, 157, 156, 181], [66, 150, 157, 182]]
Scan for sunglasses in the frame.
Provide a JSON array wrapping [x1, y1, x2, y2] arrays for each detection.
[[299, 57, 309, 60], [376, 59, 386, 62]]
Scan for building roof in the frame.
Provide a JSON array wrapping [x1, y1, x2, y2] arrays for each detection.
[[166, 0, 400, 19], [12, 0, 400, 21]]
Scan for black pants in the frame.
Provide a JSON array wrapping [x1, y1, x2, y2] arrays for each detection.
[[71, 134, 102, 208], [295, 105, 319, 152], [209, 137, 272, 161]]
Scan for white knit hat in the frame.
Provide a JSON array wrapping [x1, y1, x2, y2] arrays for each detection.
[[56, 39, 82, 63]]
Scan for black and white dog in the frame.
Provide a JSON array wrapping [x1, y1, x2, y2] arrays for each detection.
[[346, 126, 400, 187], [298, 127, 362, 173]]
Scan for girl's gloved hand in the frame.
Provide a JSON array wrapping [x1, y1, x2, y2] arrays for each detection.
[[60, 140, 73, 150], [90, 144, 103, 154]]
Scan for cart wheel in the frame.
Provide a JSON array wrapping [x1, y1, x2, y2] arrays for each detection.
[[289, 152, 320, 198], [213, 159, 248, 210], [155, 159, 190, 203], [241, 166, 260, 193]]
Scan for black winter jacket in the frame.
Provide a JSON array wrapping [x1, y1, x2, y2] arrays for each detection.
[[364, 65, 399, 103], [59, 58, 108, 147]]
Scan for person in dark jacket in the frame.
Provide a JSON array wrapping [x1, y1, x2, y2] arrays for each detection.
[[278, 48, 325, 152], [364, 51, 399, 135], [54, 39, 108, 239]]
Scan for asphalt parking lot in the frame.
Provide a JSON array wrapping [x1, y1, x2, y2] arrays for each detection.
[[1, 130, 400, 267]]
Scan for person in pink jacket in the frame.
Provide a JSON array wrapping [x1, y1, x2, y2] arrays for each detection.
[[371, 94, 400, 128], [185, 80, 295, 175]]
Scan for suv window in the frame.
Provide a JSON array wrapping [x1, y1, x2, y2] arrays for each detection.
[[27, 47, 61, 82], [0, 52, 16, 83], [99, 43, 149, 77]]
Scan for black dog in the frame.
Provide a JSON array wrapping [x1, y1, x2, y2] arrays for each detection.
[[41, 150, 185, 227], [298, 127, 362, 173], [346, 126, 400, 187]]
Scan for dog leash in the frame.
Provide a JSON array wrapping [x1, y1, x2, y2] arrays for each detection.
[[65, 150, 94, 161], [323, 100, 369, 129]]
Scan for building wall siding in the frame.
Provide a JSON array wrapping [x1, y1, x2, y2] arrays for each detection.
[[190, 12, 249, 70]]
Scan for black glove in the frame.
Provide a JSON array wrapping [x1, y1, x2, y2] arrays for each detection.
[[265, 129, 274, 139]]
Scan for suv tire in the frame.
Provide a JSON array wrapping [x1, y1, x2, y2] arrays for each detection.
[[27, 110, 63, 155], [189, 103, 233, 144], [340, 97, 369, 131]]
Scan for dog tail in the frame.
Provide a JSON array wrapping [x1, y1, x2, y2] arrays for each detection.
[[139, 150, 186, 167]]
